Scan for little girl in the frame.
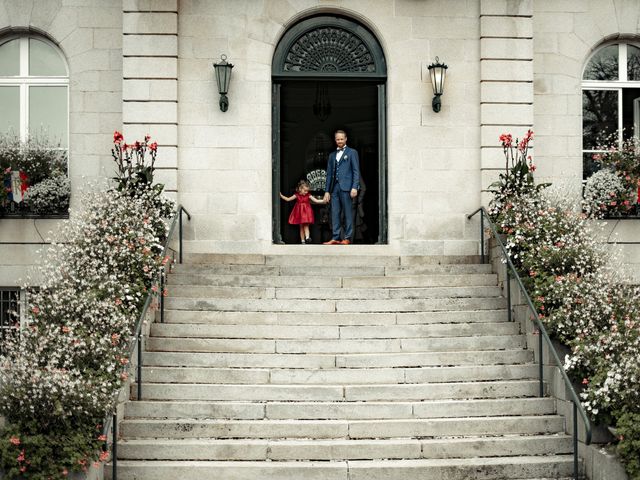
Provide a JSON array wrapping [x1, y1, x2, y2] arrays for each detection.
[[280, 179, 326, 244]]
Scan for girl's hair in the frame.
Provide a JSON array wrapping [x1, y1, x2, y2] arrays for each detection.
[[296, 179, 310, 192]]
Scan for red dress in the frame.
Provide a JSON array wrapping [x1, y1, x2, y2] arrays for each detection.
[[288, 192, 314, 225]]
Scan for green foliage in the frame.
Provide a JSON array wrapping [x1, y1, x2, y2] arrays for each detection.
[[0, 423, 105, 479], [615, 411, 640, 480]]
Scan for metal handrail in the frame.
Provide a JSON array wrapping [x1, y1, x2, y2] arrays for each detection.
[[468, 206, 591, 480], [101, 205, 190, 479]]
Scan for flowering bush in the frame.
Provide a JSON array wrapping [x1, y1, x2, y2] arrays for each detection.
[[590, 135, 640, 215], [0, 134, 174, 478], [23, 174, 71, 215], [583, 169, 633, 218], [0, 133, 69, 216], [489, 131, 640, 479]]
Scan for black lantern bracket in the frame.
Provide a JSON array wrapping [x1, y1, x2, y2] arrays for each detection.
[[213, 54, 234, 112], [427, 56, 448, 113]]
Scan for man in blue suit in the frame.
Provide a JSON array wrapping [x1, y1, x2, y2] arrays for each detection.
[[322, 130, 360, 245]]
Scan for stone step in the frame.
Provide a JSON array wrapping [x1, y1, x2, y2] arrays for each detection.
[[116, 434, 572, 461], [161, 310, 508, 325], [133, 380, 544, 402], [165, 285, 503, 300], [164, 297, 507, 312], [146, 334, 525, 354], [124, 397, 555, 420], [149, 322, 520, 340], [143, 349, 534, 368], [138, 364, 538, 385], [119, 415, 563, 439], [106, 456, 575, 480], [167, 273, 497, 288], [170, 263, 493, 277]]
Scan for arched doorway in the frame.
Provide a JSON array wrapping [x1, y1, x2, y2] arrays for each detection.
[[272, 15, 387, 244]]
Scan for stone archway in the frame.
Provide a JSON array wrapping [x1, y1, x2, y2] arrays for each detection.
[[272, 14, 387, 244]]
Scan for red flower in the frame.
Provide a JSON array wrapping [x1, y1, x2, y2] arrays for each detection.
[[582, 378, 589, 385], [529, 164, 536, 172], [134, 141, 141, 150], [149, 141, 158, 152], [499, 133, 513, 147], [144, 134, 151, 142], [97, 434, 107, 442], [113, 131, 124, 144]]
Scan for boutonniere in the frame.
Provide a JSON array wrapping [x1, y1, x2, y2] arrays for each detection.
[[343, 155, 348, 160]]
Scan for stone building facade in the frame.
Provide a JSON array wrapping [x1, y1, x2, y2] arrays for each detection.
[[1, 0, 639, 285]]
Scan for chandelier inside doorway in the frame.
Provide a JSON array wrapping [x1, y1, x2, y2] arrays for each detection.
[[313, 83, 331, 121]]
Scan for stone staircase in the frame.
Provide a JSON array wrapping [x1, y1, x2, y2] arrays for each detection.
[[109, 252, 578, 479]]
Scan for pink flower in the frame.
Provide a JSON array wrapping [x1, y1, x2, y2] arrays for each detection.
[[17, 449, 25, 462], [529, 164, 536, 172], [582, 378, 589, 385], [9, 436, 20, 446], [149, 141, 158, 152], [31, 306, 40, 315], [97, 434, 107, 442], [144, 134, 151, 142]]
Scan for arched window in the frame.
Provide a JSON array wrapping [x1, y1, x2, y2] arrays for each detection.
[[582, 42, 640, 178], [0, 34, 69, 145]]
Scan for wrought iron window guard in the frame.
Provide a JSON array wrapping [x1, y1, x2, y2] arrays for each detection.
[[100, 204, 191, 479], [468, 206, 592, 480]]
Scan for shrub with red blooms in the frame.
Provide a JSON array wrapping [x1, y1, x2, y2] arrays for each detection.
[[0, 134, 174, 479]]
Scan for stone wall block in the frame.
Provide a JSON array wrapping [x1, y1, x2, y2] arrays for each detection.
[[123, 124, 177, 145], [123, 12, 177, 34], [481, 59, 533, 81], [123, 101, 177, 123], [480, 15, 533, 37], [123, 79, 177, 101], [481, 37, 533, 60], [153, 167, 177, 191], [123, 34, 177, 56], [480, 0, 533, 16], [481, 103, 533, 124], [481, 81, 533, 103], [123, 57, 177, 78], [123, 0, 178, 11]]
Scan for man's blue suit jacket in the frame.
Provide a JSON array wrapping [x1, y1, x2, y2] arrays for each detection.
[[325, 146, 361, 193]]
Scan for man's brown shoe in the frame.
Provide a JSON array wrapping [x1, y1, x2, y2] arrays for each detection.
[[323, 239, 341, 245], [340, 239, 351, 245]]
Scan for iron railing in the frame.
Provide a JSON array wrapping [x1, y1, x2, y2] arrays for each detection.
[[101, 205, 190, 480], [468, 206, 591, 480]]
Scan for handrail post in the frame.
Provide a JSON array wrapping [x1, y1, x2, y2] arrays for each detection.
[[539, 330, 544, 397], [573, 401, 579, 480], [160, 269, 165, 324], [137, 334, 142, 400], [112, 413, 118, 480], [480, 212, 485, 264], [506, 266, 512, 322], [179, 208, 183, 264]]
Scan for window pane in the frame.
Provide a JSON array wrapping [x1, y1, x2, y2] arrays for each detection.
[[583, 45, 618, 80], [29, 38, 66, 76], [622, 87, 640, 140], [583, 89, 618, 149], [0, 39, 20, 76], [0, 86, 20, 135], [29, 86, 68, 147], [628, 45, 640, 81]]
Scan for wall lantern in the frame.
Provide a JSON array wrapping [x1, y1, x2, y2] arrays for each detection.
[[427, 57, 448, 113], [213, 54, 234, 112]]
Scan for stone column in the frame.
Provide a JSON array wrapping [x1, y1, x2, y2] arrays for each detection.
[[480, 0, 534, 205], [122, 0, 178, 196]]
